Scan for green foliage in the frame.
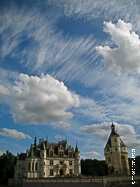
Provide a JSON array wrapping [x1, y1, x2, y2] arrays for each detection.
[[81, 159, 108, 177], [0, 150, 16, 184]]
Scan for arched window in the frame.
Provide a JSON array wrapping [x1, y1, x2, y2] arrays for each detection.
[[28, 162, 30, 171], [35, 162, 37, 171]]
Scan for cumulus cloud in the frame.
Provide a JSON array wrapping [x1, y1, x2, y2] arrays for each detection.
[[96, 19, 140, 74], [10, 73, 80, 124], [80, 122, 137, 141], [58, 121, 71, 130], [121, 136, 140, 149], [81, 151, 102, 159], [54, 135, 63, 139], [0, 85, 10, 96], [0, 128, 31, 140]]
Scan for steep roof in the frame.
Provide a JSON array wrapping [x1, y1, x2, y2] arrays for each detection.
[[105, 123, 126, 148]]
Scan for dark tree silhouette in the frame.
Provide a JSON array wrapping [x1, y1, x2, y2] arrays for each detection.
[[0, 150, 16, 184]]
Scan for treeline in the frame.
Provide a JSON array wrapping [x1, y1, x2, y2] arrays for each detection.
[[0, 151, 16, 184], [81, 159, 108, 177], [0, 151, 140, 184], [81, 157, 140, 177]]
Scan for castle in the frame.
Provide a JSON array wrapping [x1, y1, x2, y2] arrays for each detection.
[[14, 123, 130, 185], [104, 123, 130, 175], [14, 138, 81, 183]]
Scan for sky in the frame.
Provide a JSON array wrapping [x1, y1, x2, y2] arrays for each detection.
[[0, 0, 140, 160]]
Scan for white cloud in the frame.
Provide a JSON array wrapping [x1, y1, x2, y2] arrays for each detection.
[[0, 128, 31, 140], [0, 151, 3, 156], [54, 135, 63, 139], [81, 151, 102, 159], [58, 121, 71, 130], [96, 19, 140, 74], [10, 73, 80, 124], [80, 122, 137, 141], [121, 136, 140, 149], [0, 85, 10, 96]]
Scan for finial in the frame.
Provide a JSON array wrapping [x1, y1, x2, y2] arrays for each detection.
[[66, 136, 67, 142]]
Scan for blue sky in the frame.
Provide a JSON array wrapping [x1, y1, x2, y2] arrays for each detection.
[[0, 0, 140, 159]]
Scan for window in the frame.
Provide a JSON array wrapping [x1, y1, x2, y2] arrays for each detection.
[[18, 173, 20, 176], [124, 148, 126, 150], [43, 153, 44, 157], [32, 162, 34, 171], [59, 160, 63, 165], [35, 162, 37, 171], [115, 148, 117, 151], [69, 169, 72, 175], [50, 151, 53, 157], [69, 152, 72, 157], [28, 162, 30, 171], [44, 162, 45, 165], [115, 139, 116, 142], [69, 161, 72, 165], [108, 157, 111, 163], [50, 160, 53, 165], [19, 164, 20, 167], [116, 171, 118, 175], [59, 151, 63, 157], [50, 169, 53, 176], [44, 172, 45, 176]]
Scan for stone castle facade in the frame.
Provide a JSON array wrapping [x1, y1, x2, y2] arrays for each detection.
[[104, 123, 130, 175], [14, 138, 81, 183], [14, 122, 130, 185]]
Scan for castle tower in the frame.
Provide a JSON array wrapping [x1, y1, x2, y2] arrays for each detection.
[[104, 123, 130, 175], [74, 142, 81, 175]]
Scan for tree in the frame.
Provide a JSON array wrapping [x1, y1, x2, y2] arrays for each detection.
[[81, 159, 108, 177], [0, 150, 16, 184]]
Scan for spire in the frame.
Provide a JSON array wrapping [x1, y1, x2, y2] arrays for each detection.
[[34, 136, 37, 147], [75, 141, 79, 152], [46, 135, 48, 141]]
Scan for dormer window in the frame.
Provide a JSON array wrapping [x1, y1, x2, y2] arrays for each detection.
[[69, 152, 72, 157], [50, 151, 53, 157], [59, 151, 63, 157]]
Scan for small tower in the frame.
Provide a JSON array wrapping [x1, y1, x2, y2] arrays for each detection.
[[34, 136, 37, 147], [104, 123, 130, 175], [40, 141, 46, 178], [74, 142, 81, 175]]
